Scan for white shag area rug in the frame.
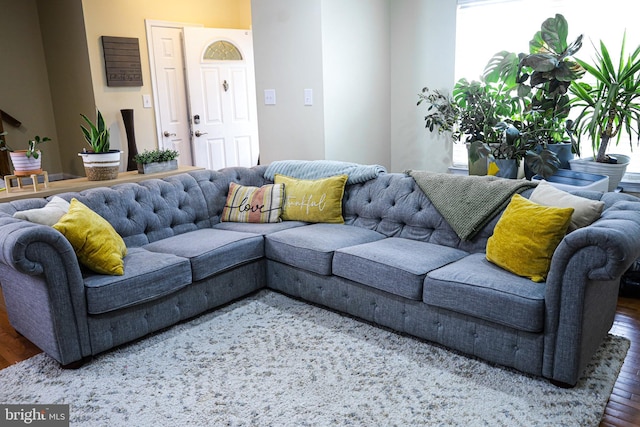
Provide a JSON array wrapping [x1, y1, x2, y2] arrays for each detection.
[[0, 290, 628, 427]]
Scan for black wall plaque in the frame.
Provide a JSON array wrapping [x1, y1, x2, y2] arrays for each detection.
[[101, 36, 143, 87]]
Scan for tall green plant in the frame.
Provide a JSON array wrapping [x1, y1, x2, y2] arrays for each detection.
[[570, 34, 640, 163], [80, 110, 110, 153], [516, 14, 584, 150]]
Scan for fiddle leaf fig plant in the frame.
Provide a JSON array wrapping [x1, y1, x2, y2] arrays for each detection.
[[515, 14, 585, 151]]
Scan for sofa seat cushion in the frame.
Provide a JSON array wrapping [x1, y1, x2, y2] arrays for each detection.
[[333, 238, 468, 300], [213, 220, 308, 235], [265, 223, 385, 275], [84, 247, 192, 315], [143, 229, 264, 281], [423, 253, 546, 332]]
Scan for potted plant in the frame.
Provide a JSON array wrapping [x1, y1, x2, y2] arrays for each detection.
[[515, 14, 585, 171], [418, 51, 548, 179], [79, 109, 122, 181], [0, 133, 52, 176], [569, 34, 640, 191], [134, 148, 179, 174]]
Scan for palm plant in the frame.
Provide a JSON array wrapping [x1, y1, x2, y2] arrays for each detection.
[[570, 34, 640, 163]]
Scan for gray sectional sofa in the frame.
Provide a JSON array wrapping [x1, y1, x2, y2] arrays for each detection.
[[1, 165, 639, 387]]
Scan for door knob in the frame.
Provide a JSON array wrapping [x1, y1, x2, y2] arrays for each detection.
[[163, 131, 176, 137], [194, 130, 208, 137]]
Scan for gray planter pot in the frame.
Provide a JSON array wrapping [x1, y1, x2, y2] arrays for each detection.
[[492, 159, 518, 179], [137, 159, 178, 174]]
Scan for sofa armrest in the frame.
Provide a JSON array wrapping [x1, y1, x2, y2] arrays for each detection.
[[542, 200, 640, 385], [0, 215, 91, 364]]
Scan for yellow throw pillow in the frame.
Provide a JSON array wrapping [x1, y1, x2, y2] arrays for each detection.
[[53, 198, 127, 275], [274, 174, 348, 223], [486, 194, 574, 282], [221, 182, 284, 223]]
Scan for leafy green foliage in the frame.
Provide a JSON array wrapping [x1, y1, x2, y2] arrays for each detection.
[[26, 135, 51, 159], [570, 34, 640, 162], [0, 132, 51, 159], [417, 16, 583, 179], [516, 14, 584, 152], [133, 149, 179, 165], [80, 110, 110, 153]]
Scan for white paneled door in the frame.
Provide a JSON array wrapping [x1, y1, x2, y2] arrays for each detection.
[[150, 25, 193, 166], [183, 28, 259, 170]]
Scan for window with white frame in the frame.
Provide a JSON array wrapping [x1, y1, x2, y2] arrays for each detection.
[[454, 0, 640, 175]]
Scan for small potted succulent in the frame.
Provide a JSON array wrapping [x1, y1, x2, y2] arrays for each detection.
[[79, 109, 122, 180], [134, 148, 179, 174], [0, 132, 52, 176]]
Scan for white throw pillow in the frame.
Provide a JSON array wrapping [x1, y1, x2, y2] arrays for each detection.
[[13, 196, 71, 226], [529, 181, 605, 231]]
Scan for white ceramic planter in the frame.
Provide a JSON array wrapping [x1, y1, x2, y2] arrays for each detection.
[[9, 150, 42, 176], [78, 150, 122, 181], [569, 154, 630, 192]]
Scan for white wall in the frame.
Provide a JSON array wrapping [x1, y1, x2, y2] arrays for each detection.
[[321, 0, 390, 169], [389, 0, 457, 173], [251, 0, 457, 172], [251, 0, 326, 164]]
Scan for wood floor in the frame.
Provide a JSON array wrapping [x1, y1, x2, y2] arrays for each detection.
[[0, 288, 639, 425]]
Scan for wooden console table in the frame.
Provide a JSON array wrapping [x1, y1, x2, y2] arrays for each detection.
[[0, 166, 203, 203]]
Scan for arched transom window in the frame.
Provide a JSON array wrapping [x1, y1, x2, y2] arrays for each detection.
[[203, 40, 243, 60]]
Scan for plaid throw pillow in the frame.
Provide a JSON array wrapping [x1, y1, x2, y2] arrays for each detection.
[[221, 182, 284, 223]]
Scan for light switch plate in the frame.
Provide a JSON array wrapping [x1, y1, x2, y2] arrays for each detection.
[[304, 88, 313, 106], [264, 89, 276, 105], [142, 94, 152, 108]]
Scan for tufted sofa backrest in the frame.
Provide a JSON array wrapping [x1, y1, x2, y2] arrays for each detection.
[[189, 166, 270, 222], [64, 173, 211, 247], [342, 173, 495, 253], [68, 167, 270, 247], [1, 166, 501, 252]]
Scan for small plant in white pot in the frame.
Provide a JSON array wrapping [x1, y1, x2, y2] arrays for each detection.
[[569, 34, 640, 191], [0, 132, 52, 176], [133, 149, 179, 174], [79, 109, 122, 181]]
